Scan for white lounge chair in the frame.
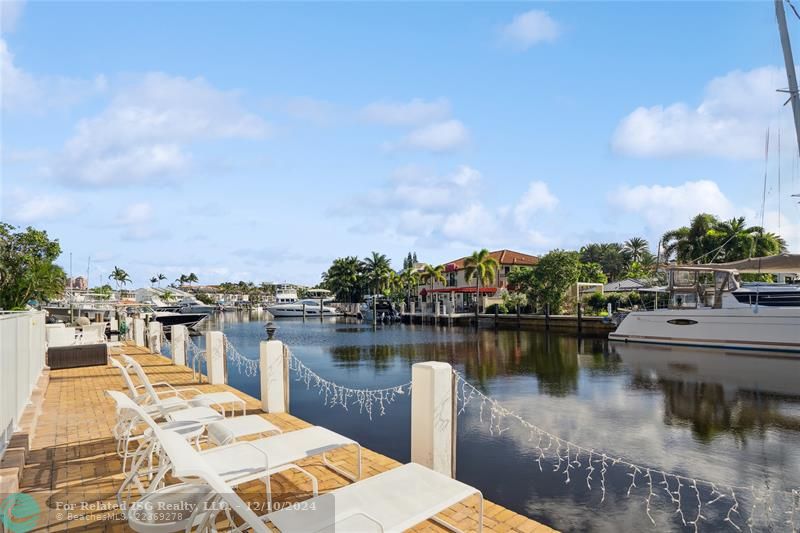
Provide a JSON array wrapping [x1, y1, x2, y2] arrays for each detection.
[[108, 391, 280, 510], [267, 462, 483, 532], [121, 354, 247, 417], [136, 428, 482, 533]]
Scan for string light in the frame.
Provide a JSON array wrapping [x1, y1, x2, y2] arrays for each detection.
[[452, 369, 799, 531], [222, 335, 258, 377], [284, 346, 411, 419]]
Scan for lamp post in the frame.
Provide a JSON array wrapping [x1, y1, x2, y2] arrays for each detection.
[[265, 321, 277, 340]]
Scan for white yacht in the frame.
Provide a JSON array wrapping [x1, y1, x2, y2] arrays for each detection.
[[266, 286, 341, 317], [609, 258, 800, 354]]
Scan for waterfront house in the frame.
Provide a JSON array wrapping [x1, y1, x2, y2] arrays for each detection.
[[418, 249, 538, 313]]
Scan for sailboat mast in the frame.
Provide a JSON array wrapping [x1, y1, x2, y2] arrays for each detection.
[[776, 0, 800, 156]]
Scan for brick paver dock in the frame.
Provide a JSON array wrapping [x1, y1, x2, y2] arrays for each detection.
[[11, 343, 556, 532]]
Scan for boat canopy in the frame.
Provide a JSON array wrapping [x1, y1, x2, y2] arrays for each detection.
[[710, 254, 800, 274]]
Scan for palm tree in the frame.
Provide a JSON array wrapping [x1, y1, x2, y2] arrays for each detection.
[[398, 268, 420, 310], [707, 217, 788, 261], [464, 249, 499, 318], [322, 256, 365, 303], [176, 274, 187, 287], [157, 273, 167, 287], [109, 266, 132, 293], [362, 252, 392, 295], [662, 213, 718, 263], [149, 276, 158, 287], [187, 273, 199, 288], [421, 264, 445, 313], [623, 237, 649, 263]]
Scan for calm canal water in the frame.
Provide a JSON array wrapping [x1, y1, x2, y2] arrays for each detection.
[[194, 310, 800, 532]]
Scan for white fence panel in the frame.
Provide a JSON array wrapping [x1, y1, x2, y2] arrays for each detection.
[[0, 311, 46, 454]]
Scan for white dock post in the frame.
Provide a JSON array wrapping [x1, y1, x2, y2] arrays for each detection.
[[133, 318, 145, 346], [148, 321, 162, 354], [125, 317, 133, 341], [259, 340, 286, 413], [206, 331, 225, 385], [411, 361, 454, 477], [172, 325, 187, 366]]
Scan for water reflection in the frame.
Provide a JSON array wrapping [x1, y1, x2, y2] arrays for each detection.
[[616, 343, 800, 443], [204, 312, 800, 532]]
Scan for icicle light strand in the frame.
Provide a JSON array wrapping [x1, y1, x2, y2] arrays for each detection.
[[285, 347, 411, 419], [452, 369, 799, 531], [222, 335, 259, 377]]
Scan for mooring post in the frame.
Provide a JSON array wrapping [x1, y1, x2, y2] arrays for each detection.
[[545, 304, 550, 331], [302, 303, 306, 321], [148, 321, 162, 354], [133, 318, 145, 346], [205, 331, 225, 385], [320, 299, 324, 321], [259, 340, 286, 413], [172, 325, 187, 366], [494, 305, 498, 329], [411, 361, 454, 477], [577, 303, 583, 335], [516, 304, 521, 330]]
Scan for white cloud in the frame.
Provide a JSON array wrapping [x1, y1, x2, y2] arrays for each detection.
[[609, 180, 735, 232], [442, 203, 499, 244], [612, 66, 785, 159], [1, 0, 25, 33], [2, 188, 80, 223], [361, 98, 450, 126], [53, 72, 268, 186], [400, 119, 469, 152], [1, 38, 106, 113], [500, 10, 560, 50], [340, 165, 558, 249], [513, 181, 558, 227], [117, 202, 153, 225]]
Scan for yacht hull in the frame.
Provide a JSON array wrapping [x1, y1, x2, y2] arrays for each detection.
[[267, 305, 340, 318], [608, 307, 800, 353]]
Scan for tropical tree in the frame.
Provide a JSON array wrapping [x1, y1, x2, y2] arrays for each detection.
[[186, 273, 199, 288], [579, 242, 629, 281], [508, 250, 581, 313], [398, 268, 420, 309], [321, 256, 365, 303], [0, 224, 66, 309], [661, 213, 718, 263], [149, 276, 158, 287], [157, 273, 167, 287], [420, 263, 446, 312], [464, 249, 499, 317], [663, 214, 787, 263], [623, 237, 650, 263], [175, 274, 187, 287], [579, 262, 607, 284], [707, 217, 787, 261], [109, 266, 132, 292], [362, 252, 392, 295]]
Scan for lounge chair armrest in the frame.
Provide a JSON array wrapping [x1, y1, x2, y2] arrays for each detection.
[[239, 442, 271, 471], [172, 387, 206, 397]]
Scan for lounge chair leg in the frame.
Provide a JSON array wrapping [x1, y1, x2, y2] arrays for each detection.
[[322, 444, 361, 481], [265, 475, 272, 511]]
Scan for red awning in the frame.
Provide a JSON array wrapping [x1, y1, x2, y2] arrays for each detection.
[[425, 287, 497, 294]]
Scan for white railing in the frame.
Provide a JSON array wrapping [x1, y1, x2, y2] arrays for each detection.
[[0, 311, 46, 454]]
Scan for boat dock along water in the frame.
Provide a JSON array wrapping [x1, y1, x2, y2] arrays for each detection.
[[609, 258, 800, 353]]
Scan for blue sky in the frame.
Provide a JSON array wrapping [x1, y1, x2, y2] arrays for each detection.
[[2, 1, 800, 287]]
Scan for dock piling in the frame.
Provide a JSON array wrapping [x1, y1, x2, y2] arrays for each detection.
[[171, 325, 187, 366], [411, 361, 454, 477], [259, 340, 287, 413]]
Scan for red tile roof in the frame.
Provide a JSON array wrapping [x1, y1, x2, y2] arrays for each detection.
[[444, 249, 539, 270]]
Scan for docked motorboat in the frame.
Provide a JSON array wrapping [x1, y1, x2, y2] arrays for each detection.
[[609, 260, 800, 353], [359, 296, 400, 322], [266, 285, 341, 317], [127, 305, 208, 331]]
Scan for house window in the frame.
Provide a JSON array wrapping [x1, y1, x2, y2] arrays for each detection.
[[448, 273, 457, 287], [504, 266, 510, 275]]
